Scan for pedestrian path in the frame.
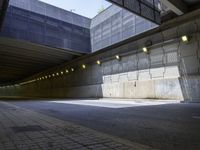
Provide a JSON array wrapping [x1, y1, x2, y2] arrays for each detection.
[[0, 101, 155, 150]]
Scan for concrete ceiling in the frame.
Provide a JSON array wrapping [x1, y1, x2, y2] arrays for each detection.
[[0, 37, 84, 85], [183, 0, 200, 5], [161, 0, 200, 15]]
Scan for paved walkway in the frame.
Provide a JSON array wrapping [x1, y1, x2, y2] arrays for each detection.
[[0, 101, 155, 150]]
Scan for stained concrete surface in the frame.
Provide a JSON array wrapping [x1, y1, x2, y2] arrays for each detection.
[[9, 99, 200, 150]]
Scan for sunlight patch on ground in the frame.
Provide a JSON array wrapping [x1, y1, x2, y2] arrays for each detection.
[[49, 99, 180, 108]]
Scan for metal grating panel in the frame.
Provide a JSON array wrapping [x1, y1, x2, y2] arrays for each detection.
[[107, 0, 161, 24]]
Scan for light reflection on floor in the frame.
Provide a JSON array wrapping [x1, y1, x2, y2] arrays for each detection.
[[49, 99, 181, 108]]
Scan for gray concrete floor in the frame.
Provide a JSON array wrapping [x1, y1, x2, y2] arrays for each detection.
[[9, 99, 200, 150]]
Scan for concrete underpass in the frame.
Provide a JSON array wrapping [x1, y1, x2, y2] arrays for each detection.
[[0, 0, 200, 150]]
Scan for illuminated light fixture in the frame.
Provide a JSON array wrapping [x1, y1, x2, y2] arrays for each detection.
[[49, 75, 51, 78], [82, 64, 86, 69], [71, 68, 74, 72], [143, 47, 148, 53], [61, 71, 64, 75], [42, 77, 44, 80], [181, 35, 189, 43], [52, 74, 55, 77], [115, 55, 120, 60], [96, 60, 101, 65], [39, 78, 42, 80], [66, 69, 69, 73], [56, 72, 59, 76], [45, 76, 48, 79]]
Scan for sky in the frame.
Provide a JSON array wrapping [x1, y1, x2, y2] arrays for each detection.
[[39, 0, 111, 18]]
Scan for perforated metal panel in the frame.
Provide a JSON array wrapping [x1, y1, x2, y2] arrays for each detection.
[[91, 5, 157, 52], [107, 0, 161, 24], [1, 4, 91, 53]]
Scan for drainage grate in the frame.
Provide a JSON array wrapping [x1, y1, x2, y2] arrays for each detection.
[[11, 125, 46, 133]]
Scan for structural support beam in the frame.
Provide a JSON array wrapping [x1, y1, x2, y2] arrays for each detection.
[[160, 0, 188, 15], [106, 0, 161, 24], [0, 0, 9, 30]]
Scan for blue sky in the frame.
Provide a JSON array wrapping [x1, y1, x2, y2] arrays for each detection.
[[39, 0, 111, 18]]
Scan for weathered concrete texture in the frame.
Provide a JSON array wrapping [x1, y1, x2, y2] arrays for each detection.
[[0, 10, 200, 102], [102, 78, 183, 100]]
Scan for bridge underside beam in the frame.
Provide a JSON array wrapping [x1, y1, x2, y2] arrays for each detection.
[[106, 0, 161, 24], [0, 0, 9, 30], [160, 0, 188, 15]]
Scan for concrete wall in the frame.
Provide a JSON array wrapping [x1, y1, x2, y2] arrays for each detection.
[[91, 5, 157, 52], [0, 10, 200, 102]]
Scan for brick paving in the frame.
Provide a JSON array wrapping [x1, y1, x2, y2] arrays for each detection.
[[0, 101, 155, 150]]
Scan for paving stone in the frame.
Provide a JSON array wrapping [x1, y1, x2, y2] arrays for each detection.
[[0, 101, 153, 150]]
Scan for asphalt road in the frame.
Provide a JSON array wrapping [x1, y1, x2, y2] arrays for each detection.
[[9, 99, 200, 150]]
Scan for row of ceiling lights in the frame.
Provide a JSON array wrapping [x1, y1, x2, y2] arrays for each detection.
[[0, 35, 189, 88]]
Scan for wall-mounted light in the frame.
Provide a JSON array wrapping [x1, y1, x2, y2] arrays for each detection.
[[52, 74, 55, 77], [45, 76, 48, 79], [82, 64, 86, 69], [96, 60, 101, 65], [56, 72, 59, 76], [71, 68, 74, 72], [61, 71, 64, 75], [181, 35, 189, 43], [66, 69, 69, 73], [115, 55, 120, 60], [143, 47, 148, 53], [42, 77, 44, 80], [49, 75, 51, 78]]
